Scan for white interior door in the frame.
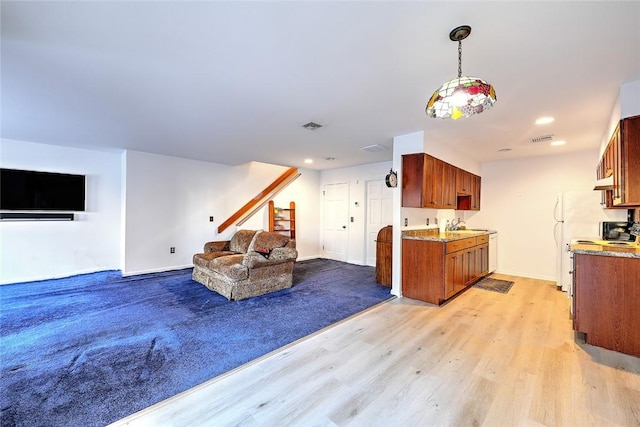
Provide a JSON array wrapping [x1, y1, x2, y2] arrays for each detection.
[[322, 182, 348, 261], [366, 180, 393, 266]]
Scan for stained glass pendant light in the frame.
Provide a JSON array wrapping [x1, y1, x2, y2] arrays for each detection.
[[426, 25, 496, 120]]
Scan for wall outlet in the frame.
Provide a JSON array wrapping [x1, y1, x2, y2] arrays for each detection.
[[404, 218, 408, 226], [209, 216, 214, 222], [426, 218, 429, 226], [170, 247, 175, 254]]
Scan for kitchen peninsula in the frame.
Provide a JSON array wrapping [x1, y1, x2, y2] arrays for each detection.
[[402, 229, 495, 305], [570, 241, 640, 357]]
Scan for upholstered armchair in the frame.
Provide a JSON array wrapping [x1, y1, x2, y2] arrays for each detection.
[[192, 229, 298, 300]]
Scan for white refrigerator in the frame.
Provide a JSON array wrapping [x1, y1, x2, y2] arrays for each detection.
[[554, 190, 627, 294]]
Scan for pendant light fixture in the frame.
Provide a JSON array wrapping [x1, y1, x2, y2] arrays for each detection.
[[426, 25, 496, 120]]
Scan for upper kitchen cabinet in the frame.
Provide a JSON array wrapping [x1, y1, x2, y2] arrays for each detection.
[[599, 115, 640, 208], [402, 153, 480, 211], [456, 168, 472, 195], [471, 173, 481, 210], [402, 153, 454, 209], [402, 153, 434, 208]]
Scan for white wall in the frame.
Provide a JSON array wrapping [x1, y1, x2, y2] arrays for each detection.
[[123, 151, 321, 275], [620, 80, 640, 119], [1, 142, 321, 283], [0, 139, 122, 284], [320, 161, 393, 266], [254, 168, 321, 261], [599, 80, 640, 155], [466, 149, 618, 281]]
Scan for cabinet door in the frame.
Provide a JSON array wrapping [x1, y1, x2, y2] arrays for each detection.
[[471, 174, 481, 210], [431, 157, 445, 208], [445, 251, 465, 298], [402, 153, 436, 208], [401, 153, 425, 207], [443, 162, 457, 209], [478, 244, 489, 277], [462, 249, 474, 288], [612, 125, 623, 205], [456, 169, 472, 195]]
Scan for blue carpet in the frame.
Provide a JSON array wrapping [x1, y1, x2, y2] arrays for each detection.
[[0, 258, 391, 426]]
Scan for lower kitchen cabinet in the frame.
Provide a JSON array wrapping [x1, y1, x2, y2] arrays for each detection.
[[403, 235, 489, 305], [573, 253, 640, 357]]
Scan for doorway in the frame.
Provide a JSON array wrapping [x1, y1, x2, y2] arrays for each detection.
[[366, 179, 393, 266], [322, 182, 348, 262]]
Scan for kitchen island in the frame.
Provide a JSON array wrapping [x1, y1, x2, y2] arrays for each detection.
[[570, 241, 640, 357], [402, 229, 496, 305]]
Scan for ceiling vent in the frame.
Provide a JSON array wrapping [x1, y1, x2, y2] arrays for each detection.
[[530, 134, 554, 143], [360, 144, 389, 152], [302, 122, 323, 130]]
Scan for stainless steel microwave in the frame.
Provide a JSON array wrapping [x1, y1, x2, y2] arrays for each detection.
[[601, 221, 636, 241]]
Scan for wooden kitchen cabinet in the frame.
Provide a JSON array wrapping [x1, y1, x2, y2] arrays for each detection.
[[456, 168, 472, 195], [573, 253, 640, 357], [597, 115, 640, 208], [442, 161, 457, 209], [402, 153, 434, 208], [402, 153, 480, 211], [471, 174, 481, 211], [403, 235, 489, 305]]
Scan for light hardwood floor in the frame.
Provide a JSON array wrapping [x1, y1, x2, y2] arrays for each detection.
[[112, 274, 640, 426]]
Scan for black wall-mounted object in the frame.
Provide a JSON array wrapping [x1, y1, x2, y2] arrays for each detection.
[[0, 212, 75, 221], [1, 168, 86, 211]]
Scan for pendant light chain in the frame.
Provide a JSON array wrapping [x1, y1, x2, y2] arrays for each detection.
[[457, 40, 462, 78]]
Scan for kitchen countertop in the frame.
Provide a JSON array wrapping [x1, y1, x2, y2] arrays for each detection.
[[402, 228, 496, 242], [570, 239, 640, 259]]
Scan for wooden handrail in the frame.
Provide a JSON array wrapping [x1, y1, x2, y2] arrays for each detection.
[[217, 167, 300, 233]]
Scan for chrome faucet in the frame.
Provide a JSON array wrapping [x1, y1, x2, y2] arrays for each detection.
[[449, 218, 463, 231]]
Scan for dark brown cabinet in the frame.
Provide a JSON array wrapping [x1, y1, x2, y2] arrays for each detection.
[[597, 115, 640, 208], [403, 234, 489, 305], [471, 173, 481, 211], [442, 161, 457, 209], [456, 168, 472, 195], [402, 153, 481, 211], [573, 253, 640, 357], [375, 225, 392, 287]]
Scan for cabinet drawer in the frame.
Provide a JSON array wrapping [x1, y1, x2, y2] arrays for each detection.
[[476, 235, 489, 245], [446, 237, 477, 253]]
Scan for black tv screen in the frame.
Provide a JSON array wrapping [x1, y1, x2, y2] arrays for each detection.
[[1, 168, 86, 211]]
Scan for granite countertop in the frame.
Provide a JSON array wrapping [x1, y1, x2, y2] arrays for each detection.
[[402, 228, 496, 242], [570, 241, 640, 259]]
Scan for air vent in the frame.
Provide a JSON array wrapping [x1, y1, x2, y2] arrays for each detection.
[[360, 144, 389, 152], [302, 122, 323, 130], [530, 134, 554, 143]]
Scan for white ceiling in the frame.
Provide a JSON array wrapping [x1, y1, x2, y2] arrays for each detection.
[[2, 1, 639, 170]]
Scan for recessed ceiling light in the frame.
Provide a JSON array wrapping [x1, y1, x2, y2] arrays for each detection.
[[551, 140, 566, 146], [304, 158, 313, 164], [535, 117, 555, 125], [498, 148, 512, 152]]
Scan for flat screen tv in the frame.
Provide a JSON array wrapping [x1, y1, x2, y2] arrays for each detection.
[[1, 168, 86, 211]]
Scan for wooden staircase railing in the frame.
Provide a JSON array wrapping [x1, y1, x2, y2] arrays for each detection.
[[217, 167, 301, 234]]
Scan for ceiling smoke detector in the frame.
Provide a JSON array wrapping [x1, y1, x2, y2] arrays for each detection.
[[302, 122, 323, 130], [530, 134, 554, 143]]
